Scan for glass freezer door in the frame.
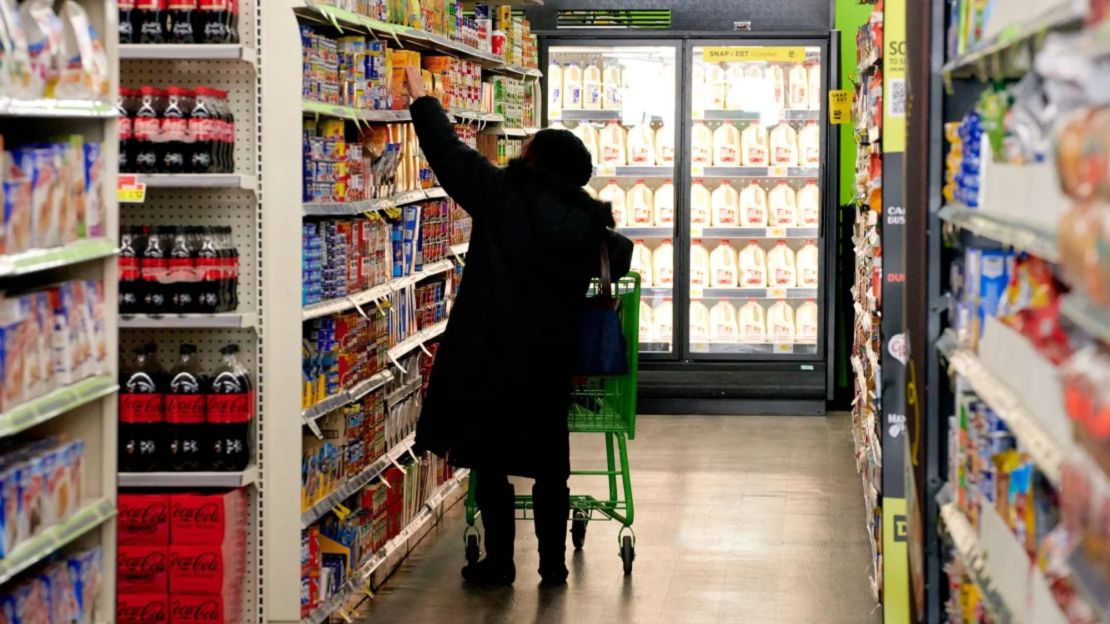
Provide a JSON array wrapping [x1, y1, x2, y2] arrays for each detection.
[[546, 44, 679, 356], [686, 44, 824, 358]]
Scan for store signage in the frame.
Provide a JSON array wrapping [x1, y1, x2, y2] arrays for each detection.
[[828, 89, 853, 124], [117, 174, 147, 204], [701, 46, 806, 63]]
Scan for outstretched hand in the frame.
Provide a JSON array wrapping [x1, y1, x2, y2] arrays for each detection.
[[404, 66, 427, 100]]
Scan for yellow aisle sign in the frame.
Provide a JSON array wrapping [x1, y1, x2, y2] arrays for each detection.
[[884, 0, 907, 153], [829, 89, 853, 124], [702, 46, 806, 63]]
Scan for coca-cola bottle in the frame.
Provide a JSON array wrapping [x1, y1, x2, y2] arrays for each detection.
[[168, 226, 198, 313], [207, 344, 252, 471], [119, 0, 139, 43], [141, 226, 169, 312], [198, 0, 232, 43], [221, 226, 239, 311], [161, 87, 193, 174], [133, 86, 164, 174], [167, 0, 198, 43], [214, 89, 234, 173], [188, 87, 216, 173], [167, 344, 207, 471], [119, 226, 142, 314], [196, 226, 220, 313], [120, 344, 167, 472], [137, 0, 167, 44], [117, 88, 139, 173]]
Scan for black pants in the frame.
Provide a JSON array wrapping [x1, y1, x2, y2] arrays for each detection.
[[475, 471, 569, 570]]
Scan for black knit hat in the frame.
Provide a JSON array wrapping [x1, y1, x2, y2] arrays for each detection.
[[524, 128, 594, 187]]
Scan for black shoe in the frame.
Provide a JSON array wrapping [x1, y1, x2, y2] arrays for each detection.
[[538, 565, 568, 587], [461, 558, 516, 585]]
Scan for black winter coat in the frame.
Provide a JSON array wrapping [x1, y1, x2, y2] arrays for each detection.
[[409, 96, 633, 479]]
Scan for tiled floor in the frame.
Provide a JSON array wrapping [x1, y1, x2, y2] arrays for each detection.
[[358, 414, 882, 623]]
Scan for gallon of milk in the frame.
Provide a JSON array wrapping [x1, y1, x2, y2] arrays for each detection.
[[603, 62, 623, 109], [690, 181, 711, 226], [799, 122, 821, 167], [548, 64, 563, 118], [710, 240, 738, 287], [741, 123, 769, 167], [691, 63, 706, 113], [690, 240, 710, 288], [653, 240, 674, 287], [583, 184, 598, 199], [654, 180, 675, 226], [738, 301, 767, 343], [713, 122, 741, 166], [562, 63, 583, 110], [766, 65, 786, 111], [711, 181, 739, 226], [710, 300, 738, 342], [627, 123, 655, 166], [690, 302, 710, 341], [583, 61, 603, 110], [768, 240, 797, 287], [639, 301, 654, 342], [628, 181, 654, 226], [631, 240, 653, 285], [795, 300, 819, 343], [798, 182, 820, 226], [739, 240, 767, 287], [769, 183, 798, 227], [796, 240, 820, 288], [767, 301, 796, 343], [571, 123, 599, 165], [653, 301, 674, 343], [655, 124, 675, 165], [705, 63, 727, 110], [599, 180, 626, 227], [807, 63, 822, 111], [740, 182, 768, 227], [725, 65, 751, 111], [691, 122, 712, 165], [599, 121, 627, 166], [788, 63, 808, 110], [770, 122, 799, 167]]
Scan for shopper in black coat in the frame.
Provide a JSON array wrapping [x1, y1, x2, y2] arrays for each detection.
[[404, 68, 632, 586]]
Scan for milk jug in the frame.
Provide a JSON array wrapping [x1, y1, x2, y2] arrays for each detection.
[[795, 301, 819, 343], [796, 240, 820, 288], [770, 123, 799, 167], [599, 121, 627, 166], [767, 301, 796, 343], [711, 181, 739, 226], [799, 122, 821, 167], [738, 301, 767, 343], [631, 240, 653, 285], [691, 122, 712, 165], [653, 301, 674, 343], [690, 302, 710, 341], [583, 184, 598, 199], [654, 180, 675, 226], [562, 62, 583, 110], [572, 123, 599, 165], [628, 181, 654, 226], [798, 182, 820, 226], [690, 181, 711, 227], [713, 122, 741, 166], [766, 65, 786, 111], [725, 65, 751, 111], [691, 63, 706, 113], [548, 64, 563, 118], [739, 241, 767, 287], [627, 123, 655, 166], [768, 241, 797, 287], [769, 183, 798, 227], [690, 241, 710, 288], [710, 301, 739, 342], [740, 182, 768, 227], [705, 63, 727, 110], [741, 123, 769, 167], [655, 124, 675, 165], [583, 61, 603, 110], [807, 63, 822, 110], [603, 62, 623, 109], [788, 63, 808, 110], [599, 180, 626, 227], [710, 241, 738, 287], [653, 240, 674, 287], [639, 301, 654, 342]]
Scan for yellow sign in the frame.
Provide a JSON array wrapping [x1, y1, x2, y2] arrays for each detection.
[[702, 46, 807, 63], [884, 496, 910, 624], [116, 174, 147, 204], [884, 0, 907, 153], [829, 89, 853, 125]]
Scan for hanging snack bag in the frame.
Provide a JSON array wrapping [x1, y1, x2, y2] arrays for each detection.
[[19, 0, 65, 98], [0, 0, 43, 98], [58, 1, 110, 100]]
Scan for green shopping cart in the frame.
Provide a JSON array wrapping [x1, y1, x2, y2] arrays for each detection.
[[463, 274, 641, 575]]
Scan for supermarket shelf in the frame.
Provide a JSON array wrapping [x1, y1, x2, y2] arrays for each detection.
[[303, 100, 412, 122], [941, 3, 1087, 78], [0, 97, 115, 118], [119, 44, 257, 63], [0, 238, 118, 278], [302, 260, 455, 321], [638, 341, 673, 352], [302, 369, 395, 426], [301, 432, 417, 529], [450, 242, 470, 256], [1068, 551, 1110, 622], [693, 287, 819, 301], [119, 312, 258, 329], [552, 110, 622, 122], [938, 204, 1059, 262], [451, 109, 504, 124], [641, 287, 674, 299], [695, 109, 820, 122], [938, 501, 1013, 623], [697, 166, 820, 179], [302, 186, 446, 216], [0, 498, 115, 586], [594, 166, 674, 178], [691, 226, 820, 239], [301, 469, 468, 624], [936, 330, 1064, 486], [482, 126, 528, 137], [389, 320, 448, 362], [119, 466, 258, 488], [1061, 293, 1110, 344], [692, 342, 819, 355], [0, 375, 117, 439], [619, 227, 674, 238], [136, 173, 257, 190]]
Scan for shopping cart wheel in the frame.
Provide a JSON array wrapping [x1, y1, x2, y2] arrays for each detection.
[[465, 534, 480, 565], [620, 536, 635, 575], [571, 511, 588, 550]]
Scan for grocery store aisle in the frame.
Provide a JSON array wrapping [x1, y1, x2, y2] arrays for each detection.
[[359, 414, 879, 624]]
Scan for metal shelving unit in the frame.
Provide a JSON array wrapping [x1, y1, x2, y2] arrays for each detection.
[[0, 238, 118, 277], [118, 468, 258, 488], [0, 498, 116, 587], [119, 43, 257, 63], [0, 376, 118, 439]]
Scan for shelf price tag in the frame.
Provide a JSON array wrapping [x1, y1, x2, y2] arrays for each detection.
[[690, 165, 705, 177], [596, 165, 616, 177], [766, 227, 787, 238], [773, 343, 794, 354], [767, 288, 787, 299], [117, 175, 146, 204], [690, 287, 704, 300], [332, 502, 352, 521], [690, 225, 704, 237], [769, 165, 789, 178], [829, 89, 853, 125]]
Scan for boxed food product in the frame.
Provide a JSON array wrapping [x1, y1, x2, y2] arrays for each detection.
[[169, 594, 232, 624], [118, 546, 169, 595], [118, 493, 170, 545], [117, 593, 168, 624], [168, 544, 245, 596], [169, 489, 249, 545]]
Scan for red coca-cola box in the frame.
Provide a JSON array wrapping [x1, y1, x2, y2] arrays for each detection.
[[118, 545, 169, 594], [169, 489, 248, 545], [169, 544, 246, 596], [118, 593, 168, 624], [118, 494, 170, 545], [170, 593, 240, 624]]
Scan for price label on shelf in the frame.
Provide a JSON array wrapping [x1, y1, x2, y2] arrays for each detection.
[[690, 287, 704, 300], [773, 343, 794, 354], [690, 225, 704, 237], [691, 165, 705, 177], [596, 165, 616, 177], [117, 175, 146, 204], [692, 109, 705, 121], [766, 227, 787, 238], [767, 287, 787, 299], [692, 343, 710, 352], [769, 165, 789, 178]]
